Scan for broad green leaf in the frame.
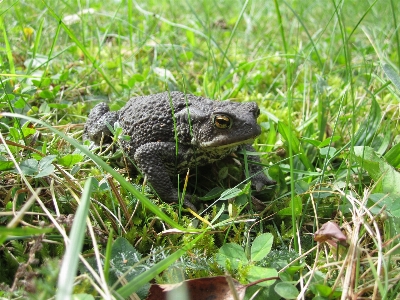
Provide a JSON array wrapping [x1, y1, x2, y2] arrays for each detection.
[[295, 180, 309, 194], [110, 237, 149, 298], [318, 136, 341, 148], [251, 233, 274, 262], [198, 187, 224, 201], [34, 155, 56, 178], [274, 282, 299, 299], [384, 143, 400, 168], [132, 73, 145, 82], [3, 94, 15, 101], [58, 154, 84, 167], [35, 164, 55, 178], [286, 263, 306, 275], [14, 97, 26, 109], [111, 237, 142, 278], [301, 137, 321, 147], [319, 146, 336, 158], [219, 187, 244, 200], [216, 243, 247, 269], [354, 146, 400, 196], [369, 193, 400, 218], [247, 266, 278, 287], [310, 283, 333, 297], [9, 127, 20, 141], [21, 124, 36, 136], [19, 158, 38, 175], [218, 166, 229, 180], [39, 90, 54, 99], [376, 126, 391, 156], [59, 71, 69, 81], [39, 155, 57, 169]]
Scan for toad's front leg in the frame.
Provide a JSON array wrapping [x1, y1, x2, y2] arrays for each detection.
[[241, 144, 276, 191], [133, 142, 196, 211], [84, 103, 119, 144]]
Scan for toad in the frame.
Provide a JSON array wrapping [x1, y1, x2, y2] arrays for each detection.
[[84, 91, 275, 210]]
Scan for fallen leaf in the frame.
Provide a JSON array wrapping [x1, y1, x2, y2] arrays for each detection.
[[146, 275, 278, 300], [314, 221, 348, 247]]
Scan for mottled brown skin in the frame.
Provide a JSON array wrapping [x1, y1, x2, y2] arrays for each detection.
[[84, 91, 275, 209]]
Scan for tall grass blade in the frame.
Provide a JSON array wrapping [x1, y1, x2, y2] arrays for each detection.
[[56, 177, 94, 300], [273, 0, 298, 252], [0, 17, 15, 76], [390, 0, 400, 69]]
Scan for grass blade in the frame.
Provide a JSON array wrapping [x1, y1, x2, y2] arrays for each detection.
[[273, 0, 298, 252], [382, 63, 400, 91], [56, 177, 94, 300], [0, 16, 15, 77]]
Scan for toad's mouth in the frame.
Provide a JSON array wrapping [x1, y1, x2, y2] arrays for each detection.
[[197, 137, 257, 148]]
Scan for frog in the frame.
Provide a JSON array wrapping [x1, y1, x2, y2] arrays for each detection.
[[83, 91, 275, 210]]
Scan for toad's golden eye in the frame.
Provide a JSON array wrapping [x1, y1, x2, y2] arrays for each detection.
[[213, 114, 232, 129]]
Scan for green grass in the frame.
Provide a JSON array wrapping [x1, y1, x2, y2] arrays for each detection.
[[1, 0, 400, 299]]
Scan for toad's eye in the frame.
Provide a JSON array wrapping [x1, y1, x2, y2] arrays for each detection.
[[213, 114, 232, 129]]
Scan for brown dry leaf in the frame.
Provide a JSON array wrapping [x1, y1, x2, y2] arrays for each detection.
[[146, 276, 247, 300], [314, 221, 348, 247]]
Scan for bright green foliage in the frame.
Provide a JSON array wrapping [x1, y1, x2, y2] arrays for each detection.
[[309, 283, 342, 299], [17, 155, 57, 178], [353, 146, 400, 196], [217, 242, 249, 270], [58, 154, 84, 167], [250, 233, 274, 262], [216, 233, 282, 296], [108, 237, 150, 298], [0, 0, 400, 298], [274, 282, 299, 299]]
